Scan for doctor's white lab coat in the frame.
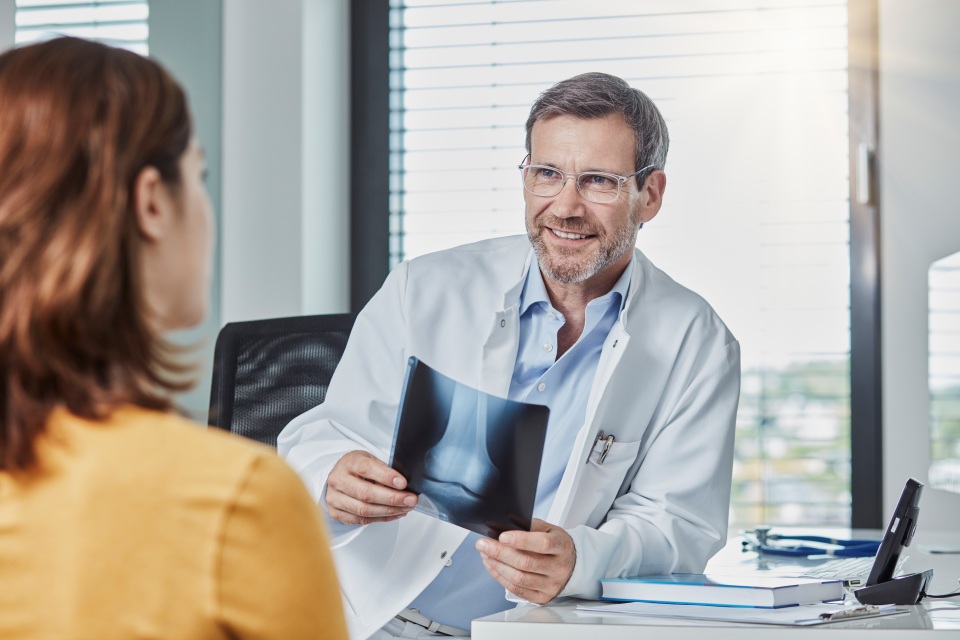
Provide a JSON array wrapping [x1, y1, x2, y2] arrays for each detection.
[[278, 235, 741, 640]]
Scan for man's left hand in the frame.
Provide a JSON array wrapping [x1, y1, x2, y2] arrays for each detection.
[[476, 519, 575, 604]]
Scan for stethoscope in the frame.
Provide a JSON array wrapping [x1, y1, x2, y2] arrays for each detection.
[[741, 525, 881, 558]]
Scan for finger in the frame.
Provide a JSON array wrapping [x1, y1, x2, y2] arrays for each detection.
[[480, 555, 554, 605], [327, 477, 417, 513], [327, 489, 414, 520], [326, 452, 418, 526], [328, 504, 409, 526], [481, 553, 552, 589], [344, 450, 409, 490], [476, 538, 549, 575], [497, 529, 562, 556]]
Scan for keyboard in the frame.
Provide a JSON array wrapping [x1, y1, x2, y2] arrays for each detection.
[[800, 555, 907, 588], [800, 556, 876, 587]]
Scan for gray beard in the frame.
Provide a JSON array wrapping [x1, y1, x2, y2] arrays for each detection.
[[527, 219, 638, 284]]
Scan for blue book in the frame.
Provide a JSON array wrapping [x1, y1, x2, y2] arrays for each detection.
[[599, 573, 844, 609]]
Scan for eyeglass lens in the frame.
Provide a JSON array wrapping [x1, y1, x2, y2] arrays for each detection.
[[521, 166, 621, 203]]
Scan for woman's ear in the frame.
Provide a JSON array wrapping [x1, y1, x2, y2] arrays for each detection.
[[133, 166, 172, 242]]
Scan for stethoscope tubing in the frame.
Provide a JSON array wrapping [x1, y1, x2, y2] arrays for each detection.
[[741, 531, 881, 557], [767, 535, 879, 547], [747, 542, 880, 557]]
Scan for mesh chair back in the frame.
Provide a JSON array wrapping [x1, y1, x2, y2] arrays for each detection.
[[208, 313, 356, 447]]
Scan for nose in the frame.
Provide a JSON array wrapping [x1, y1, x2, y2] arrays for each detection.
[[552, 175, 584, 218]]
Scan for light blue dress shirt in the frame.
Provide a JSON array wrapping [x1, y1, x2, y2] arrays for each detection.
[[409, 258, 633, 631]]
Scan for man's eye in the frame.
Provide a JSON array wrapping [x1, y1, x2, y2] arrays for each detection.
[[534, 167, 560, 180], [584, 173, 616, 187]]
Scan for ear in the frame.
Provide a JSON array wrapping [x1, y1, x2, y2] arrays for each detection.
[[637, 170, 667, 224], [133, 166, 173, 242]]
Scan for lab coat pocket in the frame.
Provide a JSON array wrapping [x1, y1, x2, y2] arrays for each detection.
[[569, 439, 642, 527]]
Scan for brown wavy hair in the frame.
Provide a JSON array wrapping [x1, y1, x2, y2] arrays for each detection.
[[0, 37, 193, 471]]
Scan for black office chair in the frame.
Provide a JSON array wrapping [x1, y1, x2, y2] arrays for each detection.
[[208, 313, 356, 448]]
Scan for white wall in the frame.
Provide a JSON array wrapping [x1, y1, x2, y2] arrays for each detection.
[[221, 0, 350, 323], [879, 0, 960, 527], [0, 0, 14, 51], [150, 1, 223, 422]]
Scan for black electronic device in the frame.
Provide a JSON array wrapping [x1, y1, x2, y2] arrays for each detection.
[[854, 477, 934, 605]]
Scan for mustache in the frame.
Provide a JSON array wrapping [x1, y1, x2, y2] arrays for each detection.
[[535, 216, 600, 236]]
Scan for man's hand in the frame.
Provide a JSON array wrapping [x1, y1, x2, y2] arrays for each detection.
[[325, 450, 418, 525], [475, 519, 576, 604]]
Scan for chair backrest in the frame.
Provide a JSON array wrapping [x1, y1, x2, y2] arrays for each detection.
[[208, 313, 356, 447]]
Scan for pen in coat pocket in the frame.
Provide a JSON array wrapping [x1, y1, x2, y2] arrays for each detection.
[[598, 435, 616, 464], [585, 429, 605, 464]]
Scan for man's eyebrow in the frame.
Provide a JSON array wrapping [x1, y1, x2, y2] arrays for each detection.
[[533, 159, 625, 175], [530, 159, 561, 169]]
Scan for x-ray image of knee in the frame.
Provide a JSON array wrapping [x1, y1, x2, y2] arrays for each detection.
[[419, 384, 495, 522], [389, 357, 549, 537]]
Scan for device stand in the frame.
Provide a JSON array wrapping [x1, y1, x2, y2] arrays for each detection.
[[854, 569, 934, 605]]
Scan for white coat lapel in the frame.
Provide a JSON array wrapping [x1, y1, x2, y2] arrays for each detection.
[[547, 323, 631, 526], [478, 308, 519, 398], [478, 258, 527, 397]]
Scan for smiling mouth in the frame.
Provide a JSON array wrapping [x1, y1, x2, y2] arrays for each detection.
[[550, 228, 593, 240]]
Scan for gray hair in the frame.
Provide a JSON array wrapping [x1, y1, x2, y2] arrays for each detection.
[[524, 72, 669, 186]]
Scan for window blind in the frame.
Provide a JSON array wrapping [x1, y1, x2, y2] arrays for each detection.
[[15, 0, 148, 54], [390, 0, 853, 528]]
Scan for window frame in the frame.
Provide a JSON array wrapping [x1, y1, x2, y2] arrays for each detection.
[[349, 0, 391, 313], [847, 0, 883, 528]]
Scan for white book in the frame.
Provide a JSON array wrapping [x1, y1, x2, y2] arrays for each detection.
[[576, 601, 908, 626], [599, 573, 844, 609]]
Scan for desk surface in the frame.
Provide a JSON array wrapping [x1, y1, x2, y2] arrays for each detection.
[[472, 529, 960, 638]]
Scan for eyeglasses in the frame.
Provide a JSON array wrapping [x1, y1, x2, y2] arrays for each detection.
[[518, 158, 655, 204]]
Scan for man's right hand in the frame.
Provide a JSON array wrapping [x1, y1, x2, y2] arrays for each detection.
[[325, 450, 418, 525]]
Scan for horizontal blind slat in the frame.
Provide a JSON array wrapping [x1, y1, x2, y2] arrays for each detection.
[[15, 0, 149, 53]]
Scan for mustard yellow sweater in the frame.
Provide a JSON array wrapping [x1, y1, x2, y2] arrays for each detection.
[[0, 406, 347, 639]]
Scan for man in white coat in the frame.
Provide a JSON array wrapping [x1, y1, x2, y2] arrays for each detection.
[[278, 72, 741, 639]]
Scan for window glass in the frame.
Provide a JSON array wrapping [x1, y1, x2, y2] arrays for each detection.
[[390, 0, 853, 528], [929, 251, 960, 494]]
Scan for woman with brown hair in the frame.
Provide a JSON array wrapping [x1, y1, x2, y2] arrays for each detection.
[[0, 37, 347, 639]]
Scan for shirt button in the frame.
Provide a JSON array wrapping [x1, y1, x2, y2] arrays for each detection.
[[543, 343, 553, 353], [537, 383, 546, 392], [547, 312, 556, 319]]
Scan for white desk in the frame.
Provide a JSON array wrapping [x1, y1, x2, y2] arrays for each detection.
[[472, 530, 960, 638]]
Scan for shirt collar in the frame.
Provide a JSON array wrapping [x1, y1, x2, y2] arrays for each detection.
[[518, 253, 635, 317]]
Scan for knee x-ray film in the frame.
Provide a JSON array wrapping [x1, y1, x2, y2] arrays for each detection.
[[388, 357, 549, 537]]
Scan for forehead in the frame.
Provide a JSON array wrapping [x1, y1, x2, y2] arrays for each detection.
[[529, 113, 635, 172]]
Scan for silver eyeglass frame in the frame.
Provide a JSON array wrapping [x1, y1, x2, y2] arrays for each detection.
[[517, 156, 656, 204]]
